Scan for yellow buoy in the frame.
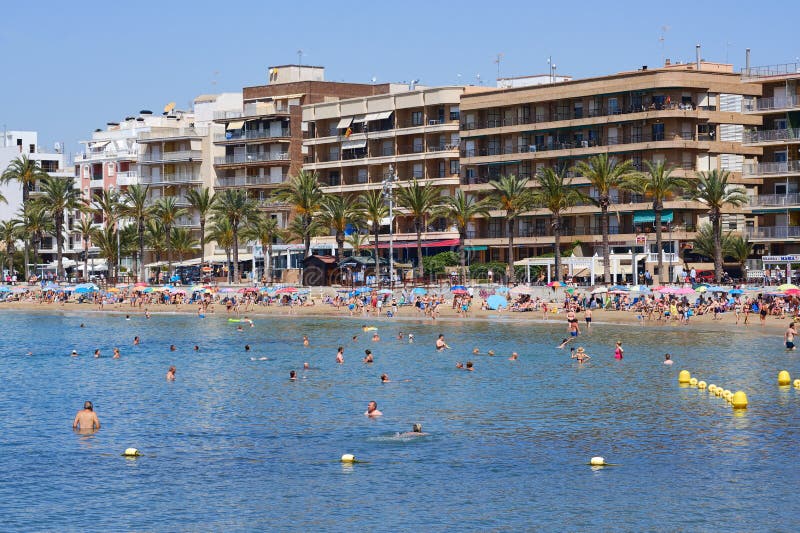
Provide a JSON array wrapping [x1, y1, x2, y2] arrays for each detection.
[[724, 390, 733, 402], [697, 380, 707, 389], [778, 370, 791, 386], [732, 391, 748, 409], [122, 448, 140, 457], [590, 456, 606, 466], [678, 370, 691, 384], [708, 384, 717, 393], [689, 377, 698, 387], [794, 379, 800, 388], [340, 454, 356, 463], [715, 387, 724, 397]]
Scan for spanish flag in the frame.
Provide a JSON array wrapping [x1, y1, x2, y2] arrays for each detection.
[[345, 127, 352, 138]]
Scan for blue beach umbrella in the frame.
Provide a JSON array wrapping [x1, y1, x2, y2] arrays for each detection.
[[412, 287, 427, 295], [486, 294, 508, 310], [495, 286, 510, 294], [706, 286, 729, 293], [0, 286, 10, 292], [609, 285, 629, 292], [729, 288, 743, 295], [450, 285, 467, 292]]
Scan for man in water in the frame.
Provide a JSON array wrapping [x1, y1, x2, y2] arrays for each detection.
[[94, 349, 101, 358], [435, 334, 450, 351], [509, 352, 519, 361], [72, 401, 100, 430], [166, 366, 176, 381], [133, 336, 140, 346], [71, 350, 78, 357], [336, 346, 344, 364], [785, 322, 797, 350], [664, 353, 674, 365], [363, 350, 374, 364], [365, 400, 383, 417], [399, 423, 427, 437], [381, 373, 390, 383]]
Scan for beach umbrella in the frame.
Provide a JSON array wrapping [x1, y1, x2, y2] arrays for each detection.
[[778, 283, 799, 291], [590, 286, 608, 295], [11, 287, 27, 294], [630, 285, 651, 293], [494, 286, 510, 293], [675, 287, 695, 295], [134, 282, 148, 287], [694, 286, 707, 293], [0, 286, 10, 292], [218, 287, 236, 293], [412, 287, 427, 295], [486, 294, 508, 310], [729, 288, 744, 295], [510, 285, 535, 296], [452, 289, 468, 295], [107, 287, 120, 293], [276, 287, 298, 294], [142, 287, 154, 293], [609, 285, 629, 292], [450, 285, 467, 292], [74, 287, 95, 294], [547, 281, 565, 287], [785, 288, 800, 296], [705, 286, 729, 293], [378, 289, 393, 295]]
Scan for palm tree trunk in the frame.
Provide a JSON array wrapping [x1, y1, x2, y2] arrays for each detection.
[[712, 210, 722, 284], [138, 220, 145, 283], [304, 215, 312, 258], [232, 226, 240, 284], [415, 218, 424, 279], [23, 242, 29, 281], [458, 230, 467, 284], [654, 206, 663, 284], [55, 212, 64, 280], [83, 241, 89, 281], [601, 203, 611, 284], [166, 223, 173, 279], [199, 218, 205, 273], [225, 248, 232, 283], [373, 226, 380, 285], [507, 216, 516, 284], [267, 242, 273, 284], [554, 216, 562, 282]]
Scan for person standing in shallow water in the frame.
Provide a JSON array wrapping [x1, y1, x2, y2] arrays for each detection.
[[73, 401, 100, 430], [614, 341, 624, 360]]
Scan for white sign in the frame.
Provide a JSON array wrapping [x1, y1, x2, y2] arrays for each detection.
[[762, 255, 800, 262]]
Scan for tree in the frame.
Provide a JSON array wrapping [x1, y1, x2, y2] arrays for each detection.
[[489, 174, 534, 283], [121, 184, 150, 282], [170, 227, 199, 263], [274, 170, 324, 258], [727, 234, 754, 275], [691, 170, 748, 283], [627, 161, 690, 284], [185, 187, 216, 272], [573, 154, 636, 284], [318, 194, 363, 263], [1, 155, 48, 206], [212, 189, 257, 284], [346, 231, 368, 256], [441, 189, 490, 283], [359, 189, 388, 280], [92, 189, 121, 228], [0, 219, 21, 278], [16, 203, 53, 280], [145, 219, 167, 265], [286, 214, 324, 254], [396, 179, 442, 279], [91, 225, 119, 281], [36, 176, 80, 279], [210, 217, 235, 283], [532, 167, 586, 282], [243, 212, 284, 284], [692, 223, 733, 262], [151, 196, 187, 279], [76, 213, 94, 281]]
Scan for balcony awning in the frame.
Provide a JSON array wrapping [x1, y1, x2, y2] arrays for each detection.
[[90, 141, 110, 149], [633, 210, 673, 224], [366, 111, 394, 121], [226, 120, 245, 130], [464, 245, 488, 251], [352, 114, 368, 123], [342, 139, 367, 150], [336, 116, 353, 129], [376, 238, 460, 249]]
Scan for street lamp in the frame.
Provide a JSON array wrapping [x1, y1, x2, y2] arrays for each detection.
[[109, 186, 121, 282], [383, 165, 399, 288]]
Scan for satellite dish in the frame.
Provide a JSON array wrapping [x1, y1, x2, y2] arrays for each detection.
[[164, 102, 176, 113]]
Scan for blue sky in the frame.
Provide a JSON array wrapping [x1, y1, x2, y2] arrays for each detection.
[[1, 0, 797, 157]]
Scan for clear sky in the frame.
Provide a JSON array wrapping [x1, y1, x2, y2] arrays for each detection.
[[1, 0, 797, 158]]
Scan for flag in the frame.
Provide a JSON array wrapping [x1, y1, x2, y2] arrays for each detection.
[[345, 127, 352, 137]]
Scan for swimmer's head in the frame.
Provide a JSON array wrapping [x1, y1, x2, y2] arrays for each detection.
[[381, 373, 388, 382], [472, 348, 479, 354], [84, 401, 93, 411], [665, 353, 671, 360], [413, 423, 422, 433], [245, 345, 251, 351]]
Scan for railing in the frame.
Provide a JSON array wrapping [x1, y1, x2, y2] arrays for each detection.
[[214, 129, 291, 142], [138, 128, 206, 140], [646, 252, 679, 263], [742, 160, 800, 176], [215, 175, 288, 187], [141, 174, 202, 184], [176, 216, 200, 227], [214, 153, 290, 165], [750, 193, 800, 207], [742, 94, 800, 112], [746, 226, 800, 239], [741, 62, 800, 80], [139, 150, 202, 163], [743, 128, 800, 144], [115, 171, 139, 185], [214, 111, 244, 120]]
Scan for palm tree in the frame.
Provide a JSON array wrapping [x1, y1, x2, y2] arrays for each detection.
[[395, 180, 442, 279], [151, 196, 187, 279], [274, 170, 324, 258], [441, 190, 490, 283], [0, 219, 21, 278], [212, 189, 257, 284], [727, 234, 754, 278], [145, 219, 167, 281], [170, 227, 199, 263], [318, 194, 363, 263], [185, 187, 216, 272], [92, 189, 121, 229], [533, 167, 586, 282], [210, 217, 235, 283], [627, 161, 690, 284], [489, 174, 534, 283], [573, 154, 636, 284], [691, 170, 748, 283], [359, 189, 388, 281], [121, 184, 150, 282], [35, 176, 80, 279], [91, 225, 119, 281], [243, 213, 284, 284], [693, 223, 733, 263], [16, 203, 53, 280], [346, 231, 368, 256], [76, 213, 94, 281], [1, 155, 48, 206]]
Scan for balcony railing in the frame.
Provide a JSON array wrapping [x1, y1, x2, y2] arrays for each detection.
[[214, 129, 291, 142], [115, 171, 139, 186], [741, 62, 800, 81], [742, 94, 800, 112], [742, 160, 800, 176], [215, 174, 289, 187], [749, 193, 800, 207], [139, 150, 202, 163], [214, 153, 290, 165], [746, 226, 800, 239], [214, 111, 244, 120], [141, 174, 203, 184], [138, 127, 206, 141], [743, 128, 800, 144]]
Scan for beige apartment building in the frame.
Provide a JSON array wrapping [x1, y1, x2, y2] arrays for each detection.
[[741, 61, 800, 255], [458, 61, 762, 279], [303, 86, 481, 257]]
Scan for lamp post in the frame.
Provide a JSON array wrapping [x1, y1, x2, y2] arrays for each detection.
[[384, 165, 399, 288], [109, 186, 121, 283]]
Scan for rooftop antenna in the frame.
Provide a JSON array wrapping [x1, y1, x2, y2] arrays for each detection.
[[211, 70, 219, 90], [456, 73, 462, 86], [297, 49, 303, 66], [659, 25, 670, 64], [495, 53, 504, 80], [476, 73, 482, 86], [547, 56, 556, 83], [371, 76, 377, 84]]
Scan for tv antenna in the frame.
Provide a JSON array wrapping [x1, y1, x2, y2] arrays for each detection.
[[297, 49, 304, 65], [659, 25, 670, 63], [495, 53, 504, 80]]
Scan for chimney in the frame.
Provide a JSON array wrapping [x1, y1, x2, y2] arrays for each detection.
[[696, 44, 701, 70], [745, 48, 751, 76], [665, 58, 671, 66]]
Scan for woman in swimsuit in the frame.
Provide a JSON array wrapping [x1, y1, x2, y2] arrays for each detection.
[[614, 341, 624, 359]]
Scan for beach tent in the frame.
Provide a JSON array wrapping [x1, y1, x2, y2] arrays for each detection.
[[486, 294, 508, 310]]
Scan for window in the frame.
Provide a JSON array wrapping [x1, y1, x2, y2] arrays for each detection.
[[449, 106, 460, 121], [412, 138, 424, 153], [329, 146, 340, 161], [608, 97, 619, 114], [450, 160, 460, 175], [412, 164, 423, 179], [652, 123, 665, 141], [411, 111, 423, 126], [728, 221, 738, 230], [438, 161, 446, 178], [29, 144, 36, 153]]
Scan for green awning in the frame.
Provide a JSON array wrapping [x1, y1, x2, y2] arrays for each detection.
[[464, 245, 488, 251], [633, 210, 673, 224]]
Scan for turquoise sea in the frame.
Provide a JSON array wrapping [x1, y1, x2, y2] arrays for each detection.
[[1, 309, 799, 531]]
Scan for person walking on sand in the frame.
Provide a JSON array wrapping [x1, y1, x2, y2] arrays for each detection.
[[72, 401, 100, 431]]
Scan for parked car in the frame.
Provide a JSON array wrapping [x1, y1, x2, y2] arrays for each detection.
[[695, 270, 716, 282]]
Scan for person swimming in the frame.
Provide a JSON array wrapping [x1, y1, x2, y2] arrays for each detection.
[[363, 350, 374, 363], [557, 338, 573, 349], [435, 334, 450, 351], [289, 370, 297, 380], [509, 352, 519, 361], [303, 335, 310, 347], [381, 373, 390, 383], [408, 333, 414, 343], [398, 423, 427, 438]]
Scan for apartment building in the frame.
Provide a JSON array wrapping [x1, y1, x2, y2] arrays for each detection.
[[741, 61, 800, 254], [459, 61, 762, 278]]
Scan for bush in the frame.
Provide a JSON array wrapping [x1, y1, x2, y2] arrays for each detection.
[[422, 251, 459, 275]]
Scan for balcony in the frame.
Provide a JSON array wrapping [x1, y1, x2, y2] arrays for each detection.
[[115, 171, 139, 186], [214, 153, 290, 165], [214, 111, 244, 120], [214, 129, 291, 142], [743, 128, 800, 145], [139, 150, 202, 163], [215, 174, 288, 188], [142, 174, 203, 184], [138, 127, 206, 141], [746, 226, 800, 240], [175, 215, 201, 228], [741, 62, 800, 81], [742, 95, 800, 113], [750, 193, 800, 207], [742, 160, 800, 176]]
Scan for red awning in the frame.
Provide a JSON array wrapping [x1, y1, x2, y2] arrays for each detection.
[[375, 238, 459, 249]]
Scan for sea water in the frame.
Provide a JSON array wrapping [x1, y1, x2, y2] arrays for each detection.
[[0, 310, 798, 531]]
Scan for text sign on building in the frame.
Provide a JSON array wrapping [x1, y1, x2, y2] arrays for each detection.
[[762, 255, 800, 262]]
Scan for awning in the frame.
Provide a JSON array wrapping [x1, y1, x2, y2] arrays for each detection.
[[633, 210, 674, 224], [352, 114, 368, 123], [226, 120, 245, 131], [366, 111, 394, 121], [336, 116, 353, 129], [464, 245, 488, 251], [342, 139, 367, 150], [90, 141, 110, 149], [376, 238, 460, 249]]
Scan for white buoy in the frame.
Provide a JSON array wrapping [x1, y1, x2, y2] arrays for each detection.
[[340, 453, 356, 463], [122, 448, 140, 457], [590, 456, 605, 466]]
